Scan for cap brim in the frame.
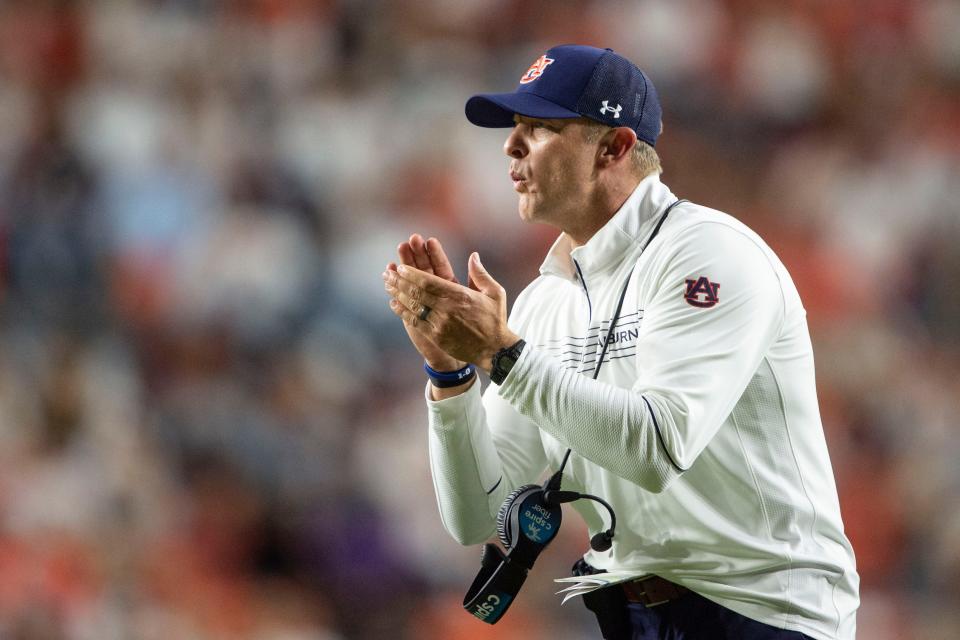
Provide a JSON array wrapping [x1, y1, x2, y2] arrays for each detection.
[[465, 92, 582, 128]]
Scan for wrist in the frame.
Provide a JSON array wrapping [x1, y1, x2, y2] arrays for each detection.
[[425, 357, 465, 372], [488, 337, 526, 385], [478, 332, 522, 374], [424, 362, 477, 388]]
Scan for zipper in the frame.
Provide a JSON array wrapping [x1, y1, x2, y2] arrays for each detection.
[[573, 259, 592, 321], [572, 258, 594, 373]]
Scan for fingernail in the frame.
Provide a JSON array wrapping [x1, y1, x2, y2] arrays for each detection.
[[472, 252, 483, 268], [397, 265, 407, 274], [381, 271, 388, 280]]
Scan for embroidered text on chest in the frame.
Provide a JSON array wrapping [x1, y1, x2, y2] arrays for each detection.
[[537, 310, 643, 371]]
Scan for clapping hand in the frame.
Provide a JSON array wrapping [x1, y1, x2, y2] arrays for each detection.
[[384, 239, 519, 374]]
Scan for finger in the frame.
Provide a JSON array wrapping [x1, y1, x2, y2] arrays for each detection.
[[388, 297, 415, 322], [388, 297, 404, 317], [408, 234, 433, 273], [425, 237, 459, 283], [382, 266, 395, 297], [383, 264, 401, 295], [397, 243, 417, 267], [385, 280, 440, 319], [394, 264, 464, 298], [467, 252, 505, 300], [389, 298, 434, 334], [385, 266, 442, 308], [389, 298, 421, 328]]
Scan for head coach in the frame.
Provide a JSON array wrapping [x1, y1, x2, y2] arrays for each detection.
[[383, 45, 859, 639]]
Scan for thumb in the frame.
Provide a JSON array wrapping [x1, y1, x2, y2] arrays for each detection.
[[468, 252, 503, 298]]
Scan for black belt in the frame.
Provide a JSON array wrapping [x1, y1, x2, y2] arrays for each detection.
[[621, 575, 689, 607]]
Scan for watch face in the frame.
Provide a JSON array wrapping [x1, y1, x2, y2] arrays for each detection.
[[491, 340, 525, 385]]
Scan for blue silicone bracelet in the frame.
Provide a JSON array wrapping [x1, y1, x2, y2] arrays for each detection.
[[424, 362, 476, 386]]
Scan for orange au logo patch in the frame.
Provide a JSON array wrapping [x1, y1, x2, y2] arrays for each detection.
[[520, 55, 555, 84]]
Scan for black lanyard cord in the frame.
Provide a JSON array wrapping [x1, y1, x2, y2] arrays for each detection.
[[555, 198, 687, 478]]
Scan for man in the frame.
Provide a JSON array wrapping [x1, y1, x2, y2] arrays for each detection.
[[383, 45, 858, 639]]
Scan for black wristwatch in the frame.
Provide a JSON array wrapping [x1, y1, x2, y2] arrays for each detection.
[[489, 339, 526, 385]]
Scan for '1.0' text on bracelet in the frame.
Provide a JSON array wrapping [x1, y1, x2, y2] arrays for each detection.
[[424, 362, 477, 388]]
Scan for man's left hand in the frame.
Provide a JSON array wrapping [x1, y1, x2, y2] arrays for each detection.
[[383, 252, 520, 373]]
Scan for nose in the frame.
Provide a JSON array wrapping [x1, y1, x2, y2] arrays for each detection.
[[503, 124, 527, 159]]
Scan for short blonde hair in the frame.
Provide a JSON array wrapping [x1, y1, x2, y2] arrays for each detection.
[[581, 120, 662, 177]]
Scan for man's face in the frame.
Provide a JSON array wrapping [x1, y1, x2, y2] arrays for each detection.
[[503, 115, 598, 227]]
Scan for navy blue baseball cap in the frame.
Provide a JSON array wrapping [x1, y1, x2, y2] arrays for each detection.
[[465, 45, 662, 146]]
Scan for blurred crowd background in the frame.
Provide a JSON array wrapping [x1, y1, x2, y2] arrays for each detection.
[[0, 0, 957, 638]]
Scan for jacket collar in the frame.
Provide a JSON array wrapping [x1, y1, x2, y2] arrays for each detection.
[[539, 173, 677, 282]]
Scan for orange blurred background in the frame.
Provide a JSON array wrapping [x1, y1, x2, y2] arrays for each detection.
[[0, 1, 957, 638]]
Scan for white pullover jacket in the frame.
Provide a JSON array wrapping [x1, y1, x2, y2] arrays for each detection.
[[426, 174, 859, 640]]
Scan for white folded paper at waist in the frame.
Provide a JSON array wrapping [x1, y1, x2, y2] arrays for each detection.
[[554, 570, 650, 605]]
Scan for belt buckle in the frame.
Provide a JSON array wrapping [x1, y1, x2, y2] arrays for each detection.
[[645, 595, 671, 607], [635, 575, 674, 608]]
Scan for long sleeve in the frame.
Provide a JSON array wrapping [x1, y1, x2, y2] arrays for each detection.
[[425, 376, 547, 545], [417, 181, 858, 638], [497, 222, 786, 492]]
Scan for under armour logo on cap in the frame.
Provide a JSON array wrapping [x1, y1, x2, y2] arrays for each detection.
[[599, 100, 622, 119]]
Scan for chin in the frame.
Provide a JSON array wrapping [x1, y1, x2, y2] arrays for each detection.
[[516, 197, 541, 223], [517, 208, 539, 225]]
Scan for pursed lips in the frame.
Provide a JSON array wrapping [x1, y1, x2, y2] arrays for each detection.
[[509, 169, 527, 192]]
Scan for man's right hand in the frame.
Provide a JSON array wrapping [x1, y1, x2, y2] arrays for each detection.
[[386, 234, 465, 374]]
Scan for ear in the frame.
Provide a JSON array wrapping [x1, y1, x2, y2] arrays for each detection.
[[596, 127, 637, 168]]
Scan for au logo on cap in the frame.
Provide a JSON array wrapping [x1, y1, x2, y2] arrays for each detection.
[[519, 55, 554, 84]]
